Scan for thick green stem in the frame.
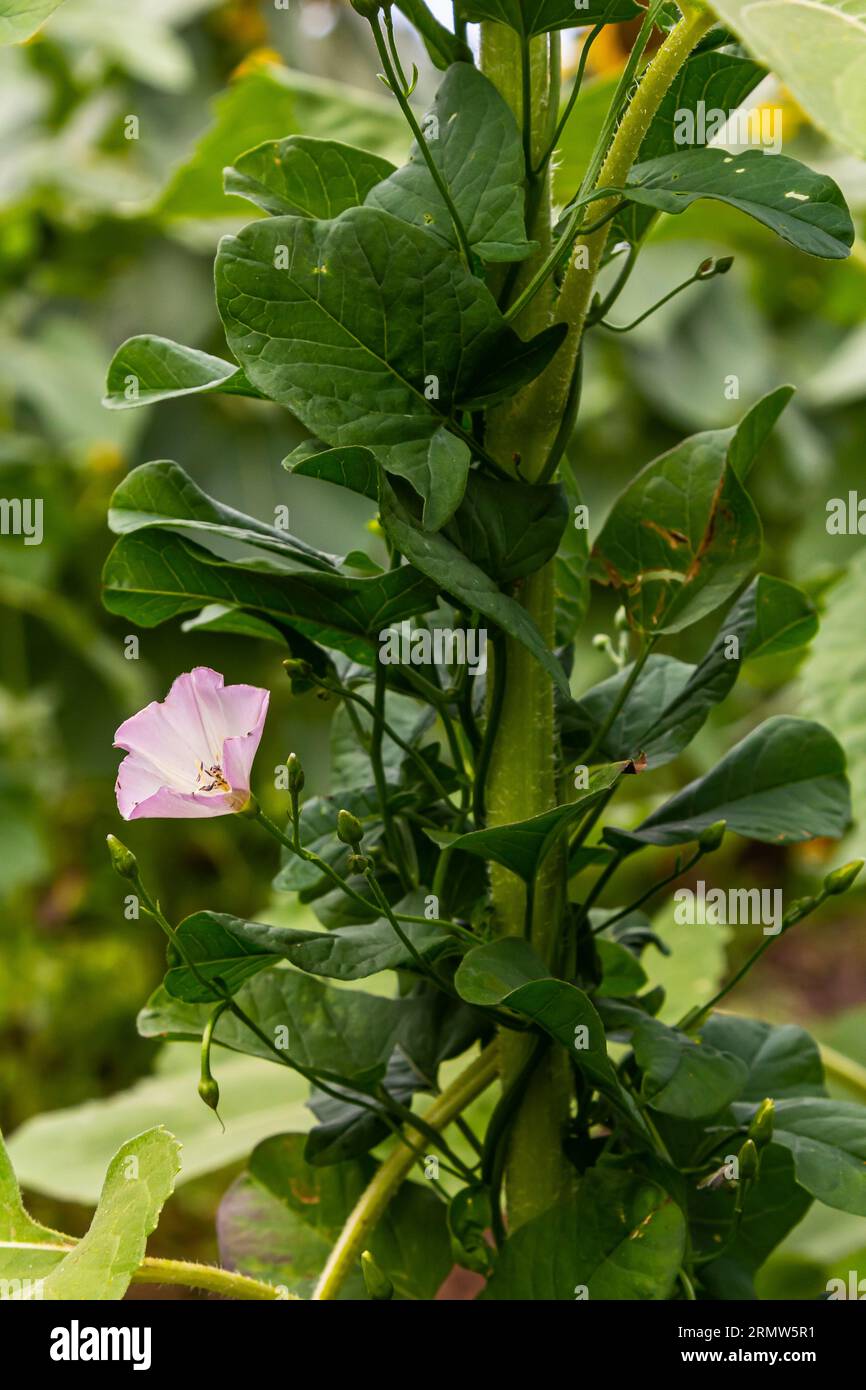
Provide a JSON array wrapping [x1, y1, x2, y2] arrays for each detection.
[[480, 21, 574, 1230], [478, 7, 715, 1230], [521, 3, 717, 460], [312, 1044, 499, 1300]]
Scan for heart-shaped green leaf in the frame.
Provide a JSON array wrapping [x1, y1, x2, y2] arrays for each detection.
[[624, 148, 854, 260], [225, 136, 394, 218], [480, 1170, 685, 1300], [367, 62, 535, 262]]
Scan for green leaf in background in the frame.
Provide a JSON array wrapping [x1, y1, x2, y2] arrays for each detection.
[[305, 1051, 426, 1167], [727, 382, 795, 479], [272, 784, 393, 896], [218, 1133, 451, 1299], [700, 1015, 826, 1102], [454, 938, 644, 1127], [164, 911, 275, 1001], [588, 424, 761, 635], [2, 1128, 179, 1300], [395, 0, 473, 68], [1, 1124, 68, 1286], [139, 969, 410, 1086], [216, 206, 560, 530], [0, 0, 65, 44], [800, 548, 866, 858], [707, 0, 866, 162], [154, 61, 404, 223], [5, 1045, 312, 1204], [563, 573, 817, 767], [633, 1016, 748, 1118], [436, 762, 625, 881], [225, 136, 394, 218], [165, 908, 456, 1000], [607, 715, 850, 851], [107, 459, 336, 573], [455, 323, 567, 410], [442, 472, 568, 584], [35, 1128, 180, 1300], [733, 1098, 866, 1216], [379, 478, 571, 696], [595, 938, 648, 997], [615, 47, 766, 245], [459, 0, 641, 38], [102, 529, 435, 663], [693, 1145, 813, 1297], [103, 335, 261, 410], [286, 444, 379, 500], [481, 1170, 685, 1299], [367, 62, 535, 262], [624, 149, 854, 260]]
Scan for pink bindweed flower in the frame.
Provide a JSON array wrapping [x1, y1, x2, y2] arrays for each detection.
[[114, 667, 269, 820]]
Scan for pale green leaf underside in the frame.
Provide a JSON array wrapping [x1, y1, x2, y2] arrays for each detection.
[[708, 0, 866, 161]]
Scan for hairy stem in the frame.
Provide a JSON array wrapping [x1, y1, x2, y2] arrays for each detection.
[[480, 21, 575, 1230], [523, 3, 717, 460], [312, 1044, 500, 1300]]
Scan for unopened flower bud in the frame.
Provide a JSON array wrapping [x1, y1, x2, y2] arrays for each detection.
[[748, 1098, 774, 1149], [737, 1138, 759, 1181], [699, 820, 726, 853], [106, 834, 138, 880], [198, 1076, 220, 1111], [337, 809, 364, 848], [361, 1249, 393, 1300], [287, 752, 305, 795], [823, 859, 864, 897]]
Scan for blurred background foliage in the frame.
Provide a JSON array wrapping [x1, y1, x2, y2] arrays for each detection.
[[2, 0, 866, 1295]]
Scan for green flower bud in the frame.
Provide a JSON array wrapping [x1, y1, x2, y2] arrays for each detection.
[[781, 894, 819, 931], [106, 834, 138, 880], [360, 1249, 393, 1300], [350, 0, 384, 17], [737, 1138, 759, 1181], [823, 859, 864, 897], [748, 1098, 774, 1149], [198, 1076, 220, 1111], [287, 752, 305, 795], [337, 809, 364, 848], [699, 820, 726, 853]]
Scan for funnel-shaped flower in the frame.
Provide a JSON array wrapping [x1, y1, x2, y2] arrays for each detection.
[[114, 667, 269, 820]]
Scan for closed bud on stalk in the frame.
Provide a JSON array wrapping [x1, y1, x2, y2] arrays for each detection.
[[699, 820, 726, 853], [106, 834, 138, 880], [282, 657, 314, 694], [737, 1138, 760, 1181], [782, 895, 819, 931], [337, 809, 364, 848], [361, 1249, 393, 1300], [287, 752, 305, 795], [748, 1098, 774, 1149], [823, 859, 864, 896], [198, 1075, 220, 1111]]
